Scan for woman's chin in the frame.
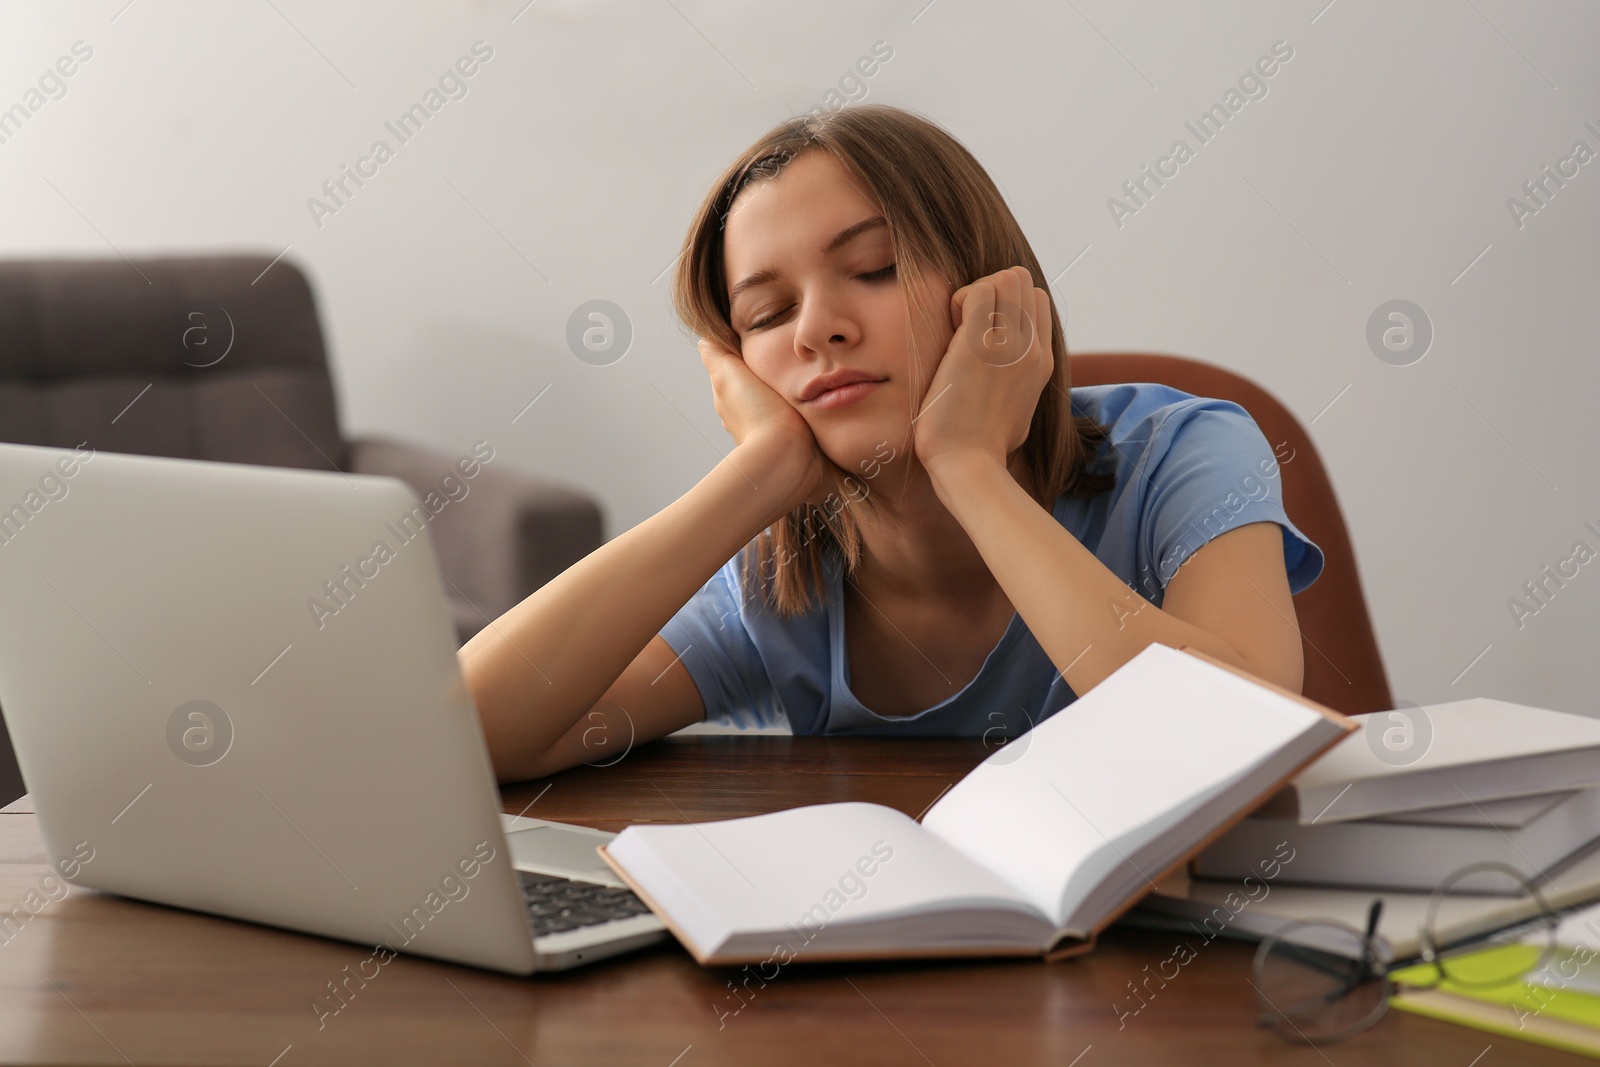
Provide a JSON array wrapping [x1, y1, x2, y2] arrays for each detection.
[[816, 438, 899, 478], [828, 411, 911, 444]]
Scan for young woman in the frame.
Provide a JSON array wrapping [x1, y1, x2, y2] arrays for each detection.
[[461, 104, 1323, 784]]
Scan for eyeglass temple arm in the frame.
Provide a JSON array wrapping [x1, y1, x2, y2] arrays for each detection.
[[1357, 899, 1385, 980], [1269, 943, 1372, 994]]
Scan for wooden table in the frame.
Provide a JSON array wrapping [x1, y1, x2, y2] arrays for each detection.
[[0, 735, 1588, 1065]]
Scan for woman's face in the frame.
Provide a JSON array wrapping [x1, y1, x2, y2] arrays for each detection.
[[722, 150, 953, 474]]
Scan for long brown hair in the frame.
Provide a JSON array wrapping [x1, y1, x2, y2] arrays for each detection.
[[672, 104, 1113, 617]]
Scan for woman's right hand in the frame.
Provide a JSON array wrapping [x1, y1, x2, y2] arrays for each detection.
[[697, 337, 827, 520]]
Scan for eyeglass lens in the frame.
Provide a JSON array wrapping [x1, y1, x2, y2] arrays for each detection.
[[1424, 862, 1559, 988], [1255, 921, 1394, 1043]]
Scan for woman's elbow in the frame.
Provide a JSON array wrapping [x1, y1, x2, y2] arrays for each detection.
[[1247, 643, 1305, 695]]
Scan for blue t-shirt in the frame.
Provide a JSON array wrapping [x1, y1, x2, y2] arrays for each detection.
[[659, 382, 1323, 737]]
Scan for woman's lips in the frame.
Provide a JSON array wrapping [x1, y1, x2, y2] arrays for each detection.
[[806, 380, 885, 410]]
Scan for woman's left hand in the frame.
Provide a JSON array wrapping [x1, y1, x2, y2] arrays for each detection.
[[912, 265, 1055, 475]]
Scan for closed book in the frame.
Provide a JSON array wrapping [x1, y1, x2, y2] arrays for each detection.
[[1255, 698, 1600, 825], [1126, 842, 1600, 962], [597, 644, 1354, 965], [1391, 985, 1600, 1057], [1389, 938, 1600, 1058], [1193, 786, 1600, 892], [1366, 790, 1576, 829], [1530, 901, 1600, 995]]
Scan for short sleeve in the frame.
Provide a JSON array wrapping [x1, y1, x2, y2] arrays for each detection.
[[657, 556, 788, 730], [1139, 401, 1324, 597]]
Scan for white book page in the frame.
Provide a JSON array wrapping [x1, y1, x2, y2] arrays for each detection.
[[607, 802, 1049, 953], [1552, 901, 1600, 952], [920, 644, 1325, 929]]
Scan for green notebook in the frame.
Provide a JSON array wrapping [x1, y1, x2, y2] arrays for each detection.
[[1390, 944, 1600, 1059]]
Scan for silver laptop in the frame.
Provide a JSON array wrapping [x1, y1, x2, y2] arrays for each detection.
[[0, 441, 666, 974]]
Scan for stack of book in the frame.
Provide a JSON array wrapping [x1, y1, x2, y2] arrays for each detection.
[[587, 649, 1600, 1060], [1130, 697, 1600, 1054], [1192, 698, 1600, 894]]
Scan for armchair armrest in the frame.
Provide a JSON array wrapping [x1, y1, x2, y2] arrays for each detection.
[[346, 436, 604, 645]]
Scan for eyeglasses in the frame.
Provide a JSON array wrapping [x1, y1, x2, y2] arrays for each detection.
[[1249, 861, 1565, 1046]]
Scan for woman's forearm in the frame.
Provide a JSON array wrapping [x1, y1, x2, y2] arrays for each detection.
[[924, 448, 1258, 691], [459, 440, 792, 778]]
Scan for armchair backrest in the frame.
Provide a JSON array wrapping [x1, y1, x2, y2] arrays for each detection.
[[0, 254, 345, 470]]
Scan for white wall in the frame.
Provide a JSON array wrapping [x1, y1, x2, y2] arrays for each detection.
[[3, 0, 1595, 716]]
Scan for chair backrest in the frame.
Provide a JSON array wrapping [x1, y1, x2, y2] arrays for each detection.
[[1070, 351, 1392, 715], [0, 254, 345, 470]]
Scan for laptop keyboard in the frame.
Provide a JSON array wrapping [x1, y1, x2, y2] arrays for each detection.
[[517, 870, 655, 938]]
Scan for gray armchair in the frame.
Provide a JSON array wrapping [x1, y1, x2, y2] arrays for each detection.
[[0, 253, 604, 805]]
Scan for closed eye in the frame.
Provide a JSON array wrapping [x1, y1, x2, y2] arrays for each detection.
[[745, 263, 897, 331]]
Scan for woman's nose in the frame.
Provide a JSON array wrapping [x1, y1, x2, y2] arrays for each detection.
[[792, 291, 859, 354]]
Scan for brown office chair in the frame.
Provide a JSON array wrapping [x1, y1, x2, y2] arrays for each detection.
[[1069, 351, 1392, 716]]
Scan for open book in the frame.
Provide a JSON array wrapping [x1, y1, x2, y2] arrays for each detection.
[[598, 643, 1355, 965]]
